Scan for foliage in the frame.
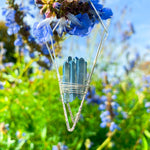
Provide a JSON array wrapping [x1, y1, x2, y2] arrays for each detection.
[[0, 59, 150, 149]]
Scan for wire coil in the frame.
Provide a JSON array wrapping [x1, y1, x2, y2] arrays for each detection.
[[60, 81, 88, 95]]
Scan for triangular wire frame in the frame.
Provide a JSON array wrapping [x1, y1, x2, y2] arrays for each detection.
[[46, 1, 111, 132]]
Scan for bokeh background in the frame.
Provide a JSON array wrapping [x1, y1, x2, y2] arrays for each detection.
[[0, 0, 150, 150]]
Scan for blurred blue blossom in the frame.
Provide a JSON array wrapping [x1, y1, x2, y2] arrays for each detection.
[[29, 0, 35, 5], [33, 19, 53, 43], [85, 87, 101, 104], [52, 143, 68, 150], [4, 62, 14, 67], [102, 88, 111, 94], [99, 8, 113, 20], [68, 13, 94, 37], [145, 102, 150, 113], [99, 103, 106, 110], [14, 35, 23, 46], [112, 95, 117, 100], [0, 82, 5, 90], [2, 9, 20, 35], [110, 122, 120, 132], [100, 95, 107, 102]]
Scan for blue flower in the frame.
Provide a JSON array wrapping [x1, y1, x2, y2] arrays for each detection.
[[3, 9, 20, 35], [41, 44, 49, 55], [33, 19, 53, 43], [4, 62, 14, 67], [29, 0, 35, 5], [99, 104, 106, 110], [100, 110, 110, 118], [111, 102, 119, 110], [68, 13, 94, 37], [52, 146, 58, 150], [145, 102, 150, 113], [52, 143, 68, 150], [99, 8, 113, 20], [85, 87, 101, 104], [100, 122, 107, 128], [7, 24, 20, 35], [5, 9, 16, 24], [147, 109, 150, 113], [100, 95, 107, 102], [0, 82, 5, 90], [30, 52, 35, 58], [109, 122, 120, 132], [14, 35, 23, 46], [19, 5, 35, 18], [112, 95, 117, 100], [145, 102, 150, 108], [102, 88, 111, 94], [43, 57, 50, 64], [2, 8, 7, 16], [90, 0, 103, 11]]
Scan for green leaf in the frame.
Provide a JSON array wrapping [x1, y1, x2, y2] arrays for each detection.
[[41, 126, 47, 141], [144, 130, 150, 139], [142, 135, 148, 150]]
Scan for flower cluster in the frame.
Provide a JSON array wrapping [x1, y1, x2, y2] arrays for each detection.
[[99, 76, 127, 132], [2, 1, 58, 70], [99, 96, 121, 132], [34, 0, 113, 39]]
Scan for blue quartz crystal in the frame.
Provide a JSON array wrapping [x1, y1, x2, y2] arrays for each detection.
[[63, 56, 87, 103], [63, 61, 70, 103]]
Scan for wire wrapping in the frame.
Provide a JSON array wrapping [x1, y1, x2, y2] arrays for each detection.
[[60, 81, 88, 94]]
